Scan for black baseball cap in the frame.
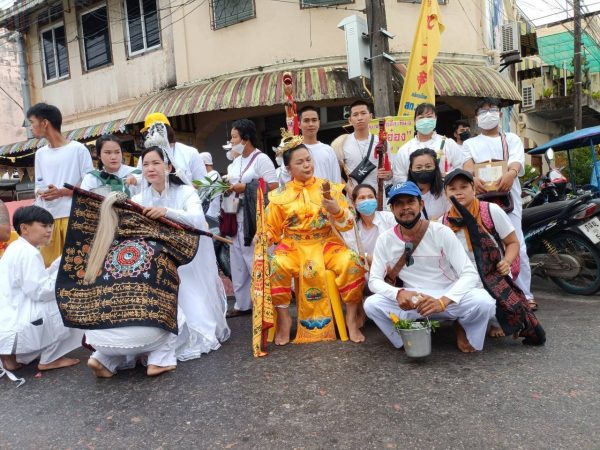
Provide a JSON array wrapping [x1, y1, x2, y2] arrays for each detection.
[[444, 168, 474, 188]]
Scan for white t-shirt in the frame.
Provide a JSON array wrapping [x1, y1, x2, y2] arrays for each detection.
[[342, 133, 383, 191], [34, 141, 94, 219], [342, 210, 396, 257], [462, 132, 525, 218], [422, 190, 449, 221], [392, 133, 464, 185], [276, 142, 342, 184]]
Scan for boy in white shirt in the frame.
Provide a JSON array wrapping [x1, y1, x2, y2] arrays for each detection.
[[0, 206, 82, 372], [462, 97, 535, 309], [29, 103, 93, 266]]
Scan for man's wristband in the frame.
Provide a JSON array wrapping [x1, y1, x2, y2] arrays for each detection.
[[509, 168, 519, 178], [439, 299, 446, 311]]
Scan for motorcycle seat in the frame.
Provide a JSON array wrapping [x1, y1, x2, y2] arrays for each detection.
[[522, 200, 578, 228]]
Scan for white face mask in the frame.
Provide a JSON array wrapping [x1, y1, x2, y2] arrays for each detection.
[[477, 111, 500, 130], [226, 150, 241, 161], [231, 142, 245, 154]]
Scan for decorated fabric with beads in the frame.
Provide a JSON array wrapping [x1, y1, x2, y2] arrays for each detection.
[[56, 188, 200, 334]]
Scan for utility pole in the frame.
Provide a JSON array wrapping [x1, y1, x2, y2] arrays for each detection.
[[366, 0, 395, 118], [573, 0, 583, 130]]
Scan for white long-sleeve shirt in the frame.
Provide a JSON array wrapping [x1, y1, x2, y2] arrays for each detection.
[[368, 221, 480, 304], [392, 133, 464, 185], [0, 237, 63, 354]]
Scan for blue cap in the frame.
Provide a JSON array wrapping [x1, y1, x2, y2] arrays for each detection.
[[387, 181, 422, 204]]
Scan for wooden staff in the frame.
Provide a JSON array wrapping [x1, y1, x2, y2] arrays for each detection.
[[375, 118, 387, 211], [66, 184, 234, 245]]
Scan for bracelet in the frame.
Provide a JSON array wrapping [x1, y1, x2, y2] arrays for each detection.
[[439, 299, 446, 311], [509, 168, 519, 177]]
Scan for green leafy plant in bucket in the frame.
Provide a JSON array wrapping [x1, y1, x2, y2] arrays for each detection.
[[388, 313, 440, 333]]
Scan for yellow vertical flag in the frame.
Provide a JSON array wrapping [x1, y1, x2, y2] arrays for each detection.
[[397, 0, 445, 117]]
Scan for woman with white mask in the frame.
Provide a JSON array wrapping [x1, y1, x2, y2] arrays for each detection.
[[391, 102, 464, 184], [223, 119, 278, 317]]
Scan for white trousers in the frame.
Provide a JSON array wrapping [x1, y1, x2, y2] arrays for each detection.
[[508, 210, 533, 300], [230, 216, 255, 311], [90, 331, 177, 374], [364, 288, 495, 351], [17, 328, 83, 365]]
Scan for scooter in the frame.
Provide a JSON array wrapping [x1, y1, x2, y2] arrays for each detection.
[[522, 191, 600, 295], [522, 148, 569, 208]]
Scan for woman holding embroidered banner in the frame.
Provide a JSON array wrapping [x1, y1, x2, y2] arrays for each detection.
[[86, 138, 230, 378], [266, 141, 366, 345], [80, 135, 140, 197]]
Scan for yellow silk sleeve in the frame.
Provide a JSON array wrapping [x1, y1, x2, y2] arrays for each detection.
[[265, 203, 284, 245], [331, 187, 355, 232]]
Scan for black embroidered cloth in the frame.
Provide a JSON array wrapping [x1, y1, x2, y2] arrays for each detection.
[[56, 187, 200, 334]]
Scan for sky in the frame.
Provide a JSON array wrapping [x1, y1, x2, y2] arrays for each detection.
[[517, 0, 600, 26]]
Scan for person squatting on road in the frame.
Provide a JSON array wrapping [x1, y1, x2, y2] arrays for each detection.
[[364, 181, 496, 353]]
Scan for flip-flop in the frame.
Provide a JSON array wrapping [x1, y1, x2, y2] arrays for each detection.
[[226, 309, 252, 318], [528, 301, 538, 311]]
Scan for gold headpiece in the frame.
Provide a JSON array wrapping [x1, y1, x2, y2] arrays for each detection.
[[275, 128, 304, 156]]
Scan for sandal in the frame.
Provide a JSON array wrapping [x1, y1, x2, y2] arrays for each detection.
[[528, 300, 538, 311], [226, 308, 252, 318]]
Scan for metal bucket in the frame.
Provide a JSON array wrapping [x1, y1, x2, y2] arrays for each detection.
[[398, 325, 431, 358]]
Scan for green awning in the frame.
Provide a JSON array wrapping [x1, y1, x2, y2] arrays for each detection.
[[538, 31, 600, 73]]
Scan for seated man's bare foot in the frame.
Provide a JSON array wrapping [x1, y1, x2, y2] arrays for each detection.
[[488, 325, 505, 338], [345, 307, 365, 343], [274, 308, 292, 346], [87, 357, 114, 378], [147, 364, 176, 377], [454, 322, 476, 353], [1, 355, 22, 371], [38, 357, 80, 371]]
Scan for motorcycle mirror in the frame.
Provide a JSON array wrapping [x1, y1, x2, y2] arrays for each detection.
[[545, 148, 555, 162]]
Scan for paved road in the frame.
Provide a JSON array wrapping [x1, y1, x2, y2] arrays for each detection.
[[1, 279, 599, 449]]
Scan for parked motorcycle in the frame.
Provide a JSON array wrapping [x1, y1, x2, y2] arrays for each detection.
[[523, 191, 600, 295], [522, 148, 569, 208]]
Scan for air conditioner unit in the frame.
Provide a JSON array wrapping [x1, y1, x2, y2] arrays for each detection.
[[501, 22, 521, 55], [522, 85, 535, 109]]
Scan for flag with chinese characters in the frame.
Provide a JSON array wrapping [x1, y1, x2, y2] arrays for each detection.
[[251, 178, 274, 357], [397, 0, 444, 117]]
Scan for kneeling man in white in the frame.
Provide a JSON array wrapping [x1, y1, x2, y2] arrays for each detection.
[[364, 181, 495, 352]]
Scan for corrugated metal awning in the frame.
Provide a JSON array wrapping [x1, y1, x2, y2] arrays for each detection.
[[0, 118, 127, 156], [394, 63, 522, 104], [126, 66, 362, 124]]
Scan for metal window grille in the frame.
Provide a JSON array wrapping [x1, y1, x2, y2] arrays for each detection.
[[80, 5, 112, 70], [210, 0, 256, 30], [300, 0, 354, 8], [522, 85, 535, 109]]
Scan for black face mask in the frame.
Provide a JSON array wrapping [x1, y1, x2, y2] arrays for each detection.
[[459, 131, 471, 142], [395, 211, 422, 229], [410, 169, 435, 185]]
